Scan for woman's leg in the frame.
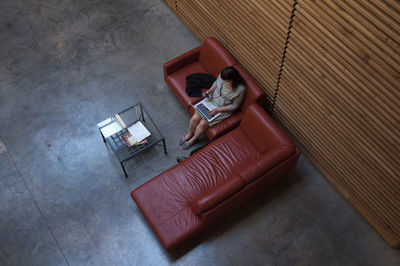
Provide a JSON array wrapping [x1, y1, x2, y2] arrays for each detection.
[[187, 119, 209, 144], [185, 112, 202, 139]]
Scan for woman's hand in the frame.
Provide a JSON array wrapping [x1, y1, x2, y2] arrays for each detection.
[[209, 108, 220, 116], [207, 83, 217, 95]]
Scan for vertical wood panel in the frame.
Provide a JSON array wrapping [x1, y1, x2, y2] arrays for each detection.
[[164, 0, 400, 247], [276, 1, 400, 247], [164, 0, 176, 11]]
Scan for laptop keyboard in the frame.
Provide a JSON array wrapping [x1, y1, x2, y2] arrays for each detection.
[[196, 103, 212, 121]]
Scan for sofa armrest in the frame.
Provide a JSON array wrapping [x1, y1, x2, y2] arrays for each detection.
[[191, 175, 245, 215], [240, 104, 294, 153], [163, 46, 202, 76], [239, 145, 296, 185], [206, 112, 244, 141]]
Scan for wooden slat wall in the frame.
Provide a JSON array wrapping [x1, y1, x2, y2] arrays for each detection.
[[175, 0, 294, 106], [274, 0, 400, 247], [165, 0, 400, 247], [164, 0, 176, 11]]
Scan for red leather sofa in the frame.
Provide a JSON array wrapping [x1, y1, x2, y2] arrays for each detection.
[[164, 37, 266, 140], [131, 104, 300, 250]]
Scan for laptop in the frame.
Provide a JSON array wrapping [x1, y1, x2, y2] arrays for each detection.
[[194, 98, 222, 122]]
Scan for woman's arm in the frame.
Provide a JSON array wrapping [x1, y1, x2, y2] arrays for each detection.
[[206, 74, 221, 94], [206, 82, 217, 94], [215, 105, 231, 113], [225, 88, 245, 111], [209, 88, 245, 115], [209, 104, 232, 115]]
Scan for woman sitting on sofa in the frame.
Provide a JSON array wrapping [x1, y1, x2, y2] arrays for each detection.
[[180, 66, 246, 150]]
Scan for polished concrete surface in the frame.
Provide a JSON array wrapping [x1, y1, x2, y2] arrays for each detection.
[[0, 0, 399, 265]]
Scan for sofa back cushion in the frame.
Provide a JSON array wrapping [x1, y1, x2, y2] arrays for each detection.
[[234, 64, 267, 112], [238, 145, 295, 184], [199, 38, 237, 77], [240, 104, 293, 153]]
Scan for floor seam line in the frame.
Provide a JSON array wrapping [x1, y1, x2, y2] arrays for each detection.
[[6, 151, 71, 266]]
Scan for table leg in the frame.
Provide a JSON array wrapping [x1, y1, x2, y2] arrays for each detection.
[[100, 130, 106, 143], [140, 105, 145, 122], [162, 139, 168, 154], [120, 162, 128, 178]]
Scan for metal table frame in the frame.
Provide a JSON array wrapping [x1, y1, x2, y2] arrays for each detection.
[[98, 103, 167, 177]]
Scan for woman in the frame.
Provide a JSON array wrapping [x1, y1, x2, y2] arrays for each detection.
[[180, 66, 246, 150]]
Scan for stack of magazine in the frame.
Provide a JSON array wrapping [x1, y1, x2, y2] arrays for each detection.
[[122, 121, 151, 147], [98, 114, 151, 148]]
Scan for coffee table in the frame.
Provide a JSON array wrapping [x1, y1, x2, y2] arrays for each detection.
[[98, 103, 167, 177]]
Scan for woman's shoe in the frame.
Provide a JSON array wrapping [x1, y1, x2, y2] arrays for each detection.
[[179, 135, 192, 145], [176, 156, 187, 163], [182, 141, 195, 150]]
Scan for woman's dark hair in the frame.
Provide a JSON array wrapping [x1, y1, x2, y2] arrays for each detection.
[[220, 66, 244, 89]]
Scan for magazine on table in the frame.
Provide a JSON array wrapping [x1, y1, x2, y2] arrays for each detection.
[[122, 121, 151, 147]]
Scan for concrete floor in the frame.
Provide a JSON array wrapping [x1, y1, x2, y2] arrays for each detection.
[[0, 0, 399, 265]]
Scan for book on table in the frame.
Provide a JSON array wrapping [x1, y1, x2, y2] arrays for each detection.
[[98, 114, 151, 148], [98, 113, 127, 138], [122, 121, 151, 147], [122, 132, 148, 147]]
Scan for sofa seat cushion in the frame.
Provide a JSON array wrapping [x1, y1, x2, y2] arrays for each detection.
[[189, 105, 244, 140], [165, 61, 210, 110], [132, 184, 203, 249], [131, 128, 260, 249], [206, 112, 244, 140]]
